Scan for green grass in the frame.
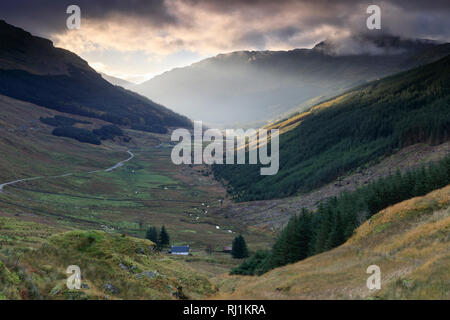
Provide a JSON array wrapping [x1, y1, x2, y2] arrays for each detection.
[[2, 143, 271, 248], [1, 140, 272, 288], [1, 230, 217, 300], [0, 100, 273, 299]]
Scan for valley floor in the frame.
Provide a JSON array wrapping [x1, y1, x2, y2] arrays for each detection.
[[1, 93, 448, 299], [0, 94, 273, 299]]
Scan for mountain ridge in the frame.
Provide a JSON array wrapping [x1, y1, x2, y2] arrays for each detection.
[[0, 20, 191, 131], [134, 33, 450, 126]]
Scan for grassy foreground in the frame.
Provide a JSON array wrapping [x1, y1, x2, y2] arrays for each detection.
[[214, 184, 450, 299], [0, 228, 217, 300]]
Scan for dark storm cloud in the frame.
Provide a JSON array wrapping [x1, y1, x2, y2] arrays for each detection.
[[184, 0, 450, 37], [0, 0, 177, 35], [0, 0, 449, 47]]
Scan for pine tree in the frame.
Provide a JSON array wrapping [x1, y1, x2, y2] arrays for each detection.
[[145, 226, 158, 244], [294, 209, 313, 261], [327, 210, 345, 249], [270, 227, 289, 267], [158, 225, 170, 249], [231, 235, 249, 259], [313, 203, 334, 254], [282, 210, 313, 264]]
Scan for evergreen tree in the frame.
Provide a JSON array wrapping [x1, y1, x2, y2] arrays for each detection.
[[327, 210, 345, 249], [282, 209, 313, 264], [158, 225, 170, 249], [145, 226, 158, 244], [231, 235, 249, 259], [270, 227, 289, 267], [230, 250, 271, 275], [313, 203, 334, 254]]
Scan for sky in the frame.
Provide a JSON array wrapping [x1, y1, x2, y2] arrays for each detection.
[[1, 0, 449, 83]]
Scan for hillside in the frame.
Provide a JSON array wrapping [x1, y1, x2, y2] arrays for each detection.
[[0, 92, 272, 294], [215, 184, 450, 299], [134, 33, 450, 126], [213, 54, 450, 201], [213, 142, 450, 231], [0, 20, 190, 131], [0, 228, 216, 300], [0, 94, 129, 182]]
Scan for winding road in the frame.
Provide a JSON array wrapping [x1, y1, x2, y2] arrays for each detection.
[[104, 150, 134, 172], [0, 150, 135, 193]]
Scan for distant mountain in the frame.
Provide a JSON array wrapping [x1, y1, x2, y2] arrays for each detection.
[[213, 53, 450, 201], [100, 73, 133, 88], [0, 20, 191, 130], [134, 33, 450, 126]]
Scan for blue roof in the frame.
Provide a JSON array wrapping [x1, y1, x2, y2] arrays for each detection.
[[171, 245, 190, 253]]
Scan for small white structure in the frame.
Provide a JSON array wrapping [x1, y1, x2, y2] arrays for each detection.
[[170, 245, 190, 255]]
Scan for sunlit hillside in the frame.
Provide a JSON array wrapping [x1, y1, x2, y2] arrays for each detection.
[[214, 184, 450, 299]]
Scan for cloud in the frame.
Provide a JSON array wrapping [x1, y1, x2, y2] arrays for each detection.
[[50, 0, 352, 57], [3, 0, 449, 54], [0, 0, 177, 35], [1, 0, 449, 78]]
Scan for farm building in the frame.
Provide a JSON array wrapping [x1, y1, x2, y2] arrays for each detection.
[[170, 245, 190, 255]]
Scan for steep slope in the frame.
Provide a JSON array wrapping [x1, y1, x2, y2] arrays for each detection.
[[213, 142, 450, 231], [0, 93, 133, 183], [0, 20, 190, 130], [0, 258, 20, 299], [213, 54, 450, 201], [215, 184, 450, 300], [135, 33, 450, 126]]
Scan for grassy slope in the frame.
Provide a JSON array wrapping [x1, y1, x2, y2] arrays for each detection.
[[0, 93, 268, 241], [215, 184, 450, 299], [0, 94, 127, 182], [1, 229, 216, 300], [0, 258, 20, 299], [0, 93, 273, 298]]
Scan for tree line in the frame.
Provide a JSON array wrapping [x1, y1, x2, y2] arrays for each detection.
[[49, 122, 124, 145], [145, 225, 170, 250]]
